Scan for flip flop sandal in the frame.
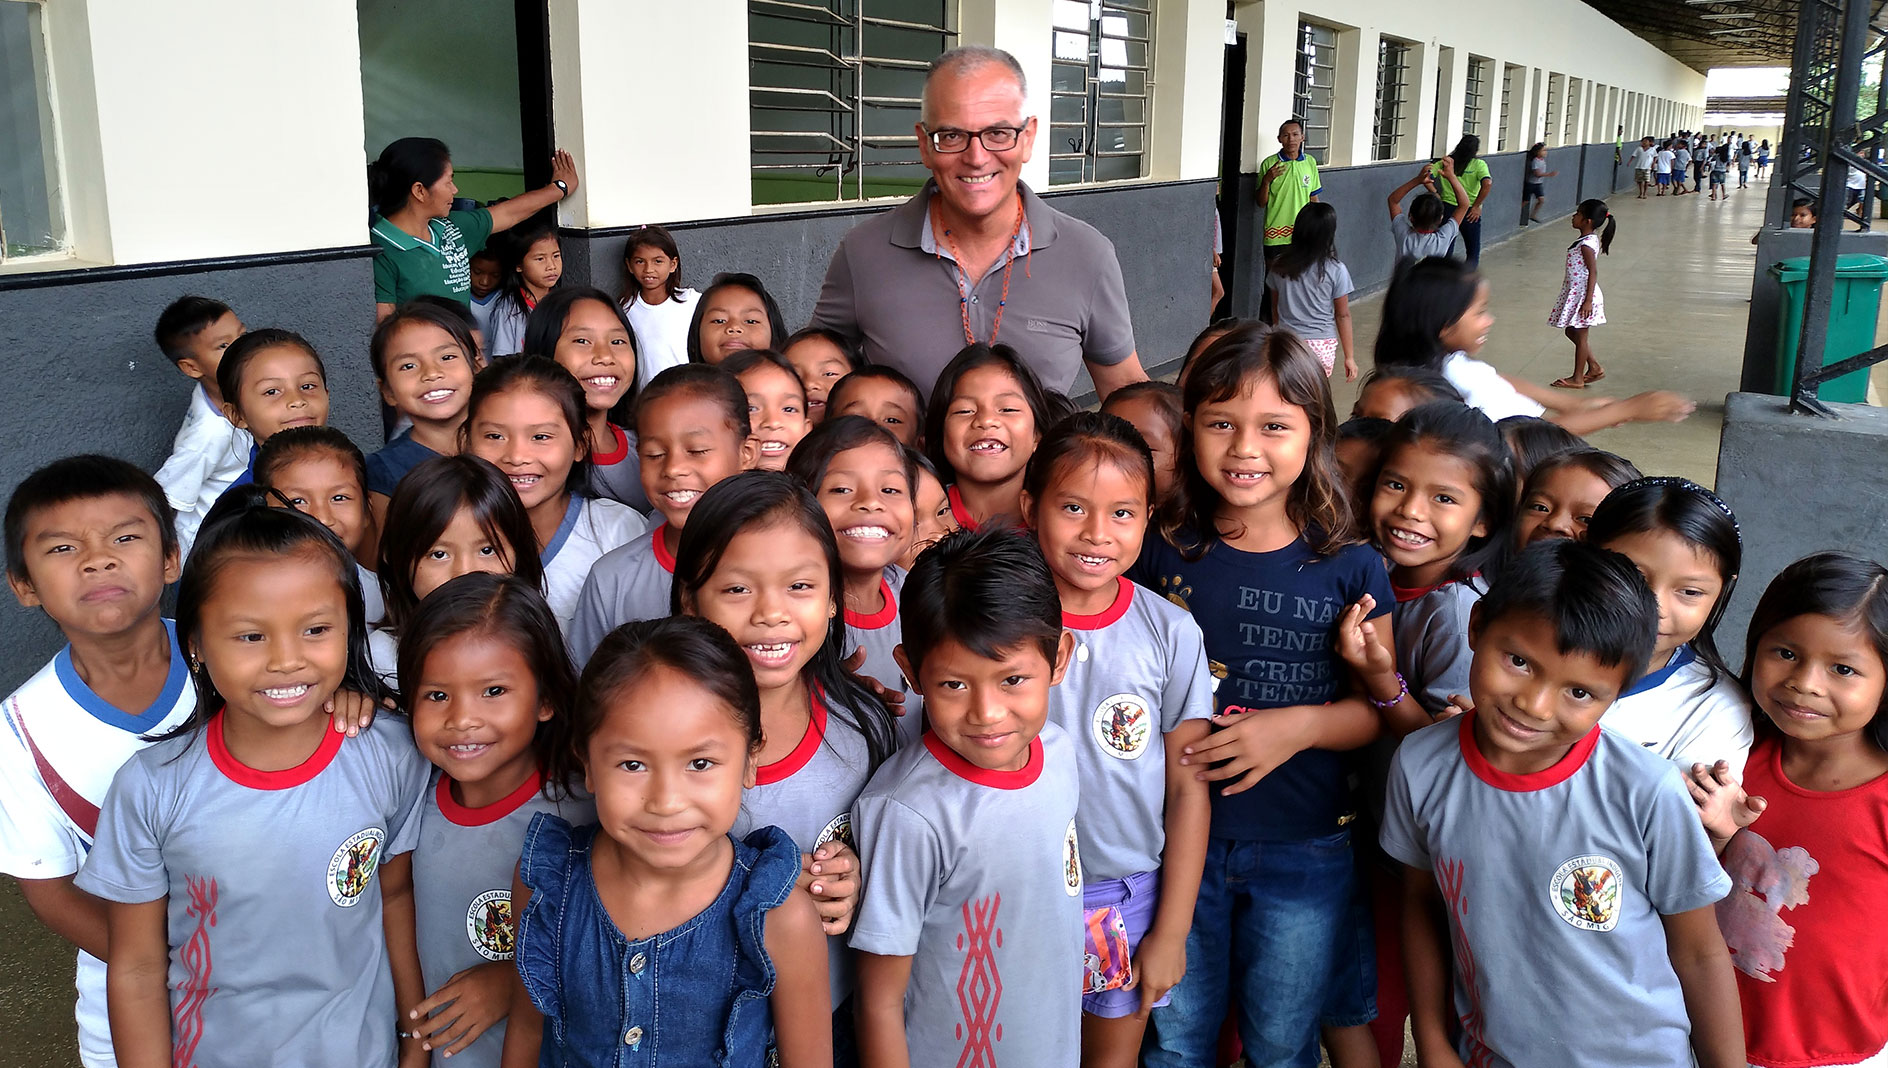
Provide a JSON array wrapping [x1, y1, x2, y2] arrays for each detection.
[[1585, 368, 1606, 382], [1550, 377, 1587, 389]]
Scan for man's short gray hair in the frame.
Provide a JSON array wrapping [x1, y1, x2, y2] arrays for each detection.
[[921, 46, 1028, 124]]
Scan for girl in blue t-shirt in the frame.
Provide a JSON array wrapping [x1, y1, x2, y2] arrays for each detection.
[[1132, 322, 1396, 1068], [503, 616, 832, 1068]]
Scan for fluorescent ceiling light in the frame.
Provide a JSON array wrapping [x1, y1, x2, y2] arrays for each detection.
[[1700, 13, 1754, 19], [1709, 26, 1763, 33]]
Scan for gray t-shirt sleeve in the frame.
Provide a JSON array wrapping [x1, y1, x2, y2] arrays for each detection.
[[1378, 742, 1432, 871], [1641, 766, 1734, 914], [1332, 262, 1354, 299], [75, 754, 169, 904], [1080, 237, 1137, 367], [849, 795, 942, 958], [1391, 214, 1411, 243], [1161, 615, 1215, 733], [567, 564, 619, 665], [381, 728, 433, 856], [809, 239, 862, 341], [1438, 219, 1460, 244]]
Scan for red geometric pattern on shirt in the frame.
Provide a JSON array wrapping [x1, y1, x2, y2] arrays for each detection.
[[173, 875, 219, 1068], [1437, 858, 1493, 1068], [953, 893, 1003, 1067]]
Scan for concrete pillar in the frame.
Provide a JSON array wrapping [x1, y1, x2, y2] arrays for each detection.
[[1432, 46, 1465, 158], [1329, 25, 1375, 166], [959, 0, 1055, 190], [1412, 39, 1443, 159], [1149, 0, 1233, 181]]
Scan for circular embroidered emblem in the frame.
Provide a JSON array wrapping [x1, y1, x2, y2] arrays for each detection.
[[327, 827, 386, 907], [1091, 693, 1154, 760], [1550, 855, 1624, 931], [466, 890, 516, 961], [1063, 819, 1082, 896], [815, 811, 855, 852]]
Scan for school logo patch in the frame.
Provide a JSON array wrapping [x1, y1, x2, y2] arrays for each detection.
[[1062, 819, 1082, 896], [815, 811, 854, 852], [466, 890, 516, 961], [1550, 854, 1624, 931], [327, 827, 386, 907], [1091, 693, 1153, 760]]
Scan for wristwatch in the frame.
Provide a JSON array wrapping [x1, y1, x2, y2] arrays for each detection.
[[553, 179, 569, 197]]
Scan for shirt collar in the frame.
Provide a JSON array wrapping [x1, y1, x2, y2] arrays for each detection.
[[893, 179, 1052, 255], [370, 216, 443, 254]]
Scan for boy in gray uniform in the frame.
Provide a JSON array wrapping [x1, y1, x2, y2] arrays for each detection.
[[565, 523, 676, 663], [852, 529, 1083, 1068], [1381, 541, 1742, 1068]]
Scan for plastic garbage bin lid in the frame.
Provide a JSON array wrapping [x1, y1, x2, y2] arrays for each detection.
[[1769, 253, 1888, 281]]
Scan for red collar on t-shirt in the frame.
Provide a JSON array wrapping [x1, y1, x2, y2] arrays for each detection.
[[1063, 576, 1134, 630], [1392, 573, 1478, 604], [924, 731, 1043, 790], [652, 523, 676, 573], [436, 770, 544, 827], [592, 423, 629, 466], [1456, 712, 1600, 792], [946, 485, 977, 531], [755, 690, 828, 786], [844, 577, 898, 630], [207, 708, 345, 791]]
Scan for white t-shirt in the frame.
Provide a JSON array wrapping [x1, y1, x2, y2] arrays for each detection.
[[155, 386, 253, 560], [1655, 150, 1674, 174], [1600, 645, 1754, 775], [624, 287, 700, 389], [1442, 352, 1545, 420], [539, 495, 648, 632], [0, 625, 196, 1067], [1629, 146, 1656, 171]]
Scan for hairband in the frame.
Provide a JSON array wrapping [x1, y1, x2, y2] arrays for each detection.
[[1621, 476, 1740, 543]]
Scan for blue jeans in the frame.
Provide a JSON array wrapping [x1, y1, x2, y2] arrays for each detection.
[[1144, 832, 1355, 1068], [1460, 216, 1483, 269]]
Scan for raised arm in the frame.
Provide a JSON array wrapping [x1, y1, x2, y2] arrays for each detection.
[[1388, 165, 1432, 219], [486, 151, 579, 235]]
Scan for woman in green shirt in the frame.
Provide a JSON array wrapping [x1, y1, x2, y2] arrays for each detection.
[[368, 137, 579, 322], [1430, 135, 1493, 268]]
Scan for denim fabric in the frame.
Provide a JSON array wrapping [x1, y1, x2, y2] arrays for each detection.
[[1460, 216, 1483, 269], [515, 815, 801, 1068], [1143, 832, 1354, 1068]]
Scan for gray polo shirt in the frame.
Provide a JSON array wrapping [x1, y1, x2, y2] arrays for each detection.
[[811, 181, 1136, 398]]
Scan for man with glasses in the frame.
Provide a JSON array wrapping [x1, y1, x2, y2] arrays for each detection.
[[811, 46, 1147, 401]]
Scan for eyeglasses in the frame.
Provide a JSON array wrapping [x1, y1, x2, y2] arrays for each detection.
[[923, 125, 1027, 154]]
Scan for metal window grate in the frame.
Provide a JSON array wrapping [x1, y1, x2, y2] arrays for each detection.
[[1545, 75, 1559, 145], [0, 0, 67, 262], [1373, 38, 1409, 161], [1463, 57, 1489, 140], [1498, 64, 1517, 152], [1294, 21, 1336, 161], [1564, 78, 1581, 143], [748, 0, 956, 206], [1049, 0, 1154, 186]]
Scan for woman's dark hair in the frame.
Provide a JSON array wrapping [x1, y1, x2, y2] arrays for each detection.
[[635, 363, 753, 440], [370, 301, 482, 384], [1575, 198, 1619, 255], [924, 342, 1054, 486], [686, 273, 789, 364], [1023, 411, 1155, 513], [522, 286, 642, 429], [781, 327, 865, 373], [368, 137, 452, 217], [1589, 477, 1742, 689], [1272, 201, 1339, 280], [670, 472, 895, 768], [493, 221, 563, 336], [397, 572, 578, 798], [1373, 257, 1481, 372], [217, 328, 326, 408], [1165, 322, 1355, 558], [169, 488, 389, 739], [461, 356, 593, 489], [573, 615, 764, 766], [1497, 416, 1583, 486], [786, 415, 915, 498], [1743, 551, 1888, 750], [1448, 134, 1481, 177], [1520, 447, 1642, 507], [621, 225, 686, 305], [254, 427, 368, 501], [900, 527, 1064, 675], [1477, 539, 1659, 684], [377, 455, 544, 632], [1371, 402, 1515, 584], [1407, 193, 1446, 232]]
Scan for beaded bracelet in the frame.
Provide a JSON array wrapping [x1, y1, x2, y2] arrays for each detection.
[[1370, 672, 1409, 711]]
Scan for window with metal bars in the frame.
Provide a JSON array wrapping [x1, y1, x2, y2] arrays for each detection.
[[748, 0, 956, 206], [1462, 57, 1489, 140], [1564, 78, 1581, 143], [1293, 22, 1336, 161], [1499, 64, 1518, 151], [0, 0, 66, 261], [1545, 75, 1560, 145], [1373, 38, 1409, 161], [1049, 0, 1154, 185]]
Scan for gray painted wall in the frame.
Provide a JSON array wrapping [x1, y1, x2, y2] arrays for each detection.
[[563, 178, 1219, 388], [0, 252, 380, 692]]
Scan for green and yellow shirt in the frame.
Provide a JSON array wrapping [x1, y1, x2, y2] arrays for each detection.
[[370, 208, 494, 306], [1258, 151, 1321, 246]]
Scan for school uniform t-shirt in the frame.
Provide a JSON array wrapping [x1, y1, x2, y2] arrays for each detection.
[[1600, 645, 1754, 775], [1443, 352, 1546, 420], [1721, 738, 1888, 1068], [1392, 579, 1481, 717], [0, 626, 195, 1068], [156, 386, 252, 560], [1258, 152, 1321, 246], [1432, 158, 1491, 207], [624, 288, 700, 389], [413, 772, 594, 1068], [76, 715, 431, 1068], [566, 522, 676, 665], [1130, 533, 1393, 841], [1630, 145, 1657, 171], [1380, 716, 1731, 1068], [1264, 260, 1352, 342], [364, 428, 441, 499], [583, 423, 650, 513], [851, 724, 1083, 1068], [1050, 577, 1213, 880], [1655, 150, 1674, 174], [1390, 215, 1460, 265], [844, 567, 921, 748], [539, 495, 648, 633]]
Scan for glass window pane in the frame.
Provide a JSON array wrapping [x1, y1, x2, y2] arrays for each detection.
[[1053, 0, 1090, 30], [1056, 30, 1090, 62], [1050, 0, 1156, 185], [0, 1, 67, 260], [1052, 62, 1089, 93], [1052, 94, 1088, 125]]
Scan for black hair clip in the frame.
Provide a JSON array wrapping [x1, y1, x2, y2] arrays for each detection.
[[1622, 476, 1740, 543]]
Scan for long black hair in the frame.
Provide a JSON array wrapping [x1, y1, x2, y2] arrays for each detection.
[[1449, 134, 1481, 177], [493, 221, 563, 335], [1373, 257, 1481, 372], [1588, 477, 1741, 690], [1743, 552, 1888, 751], [686, 273, 789, 364], [1370, 401, 1515, 584], [523, 286, 642, 429], [1271, 201, 1339, 281], [368, 137, 451, 217], [670, 472, 895, 769], [923, 342, 1054, 487]]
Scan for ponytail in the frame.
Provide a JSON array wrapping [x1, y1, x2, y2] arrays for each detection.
[[1578, 198, 1616, 255]]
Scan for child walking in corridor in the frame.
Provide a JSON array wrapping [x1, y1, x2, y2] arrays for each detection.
[[1549, 199, 1616, 389]]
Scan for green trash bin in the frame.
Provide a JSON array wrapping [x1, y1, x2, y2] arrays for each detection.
[[1769, 253, 1888, 403]]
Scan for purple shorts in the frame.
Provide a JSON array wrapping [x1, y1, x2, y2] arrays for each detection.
[[1081, 869, 1165, 1018]]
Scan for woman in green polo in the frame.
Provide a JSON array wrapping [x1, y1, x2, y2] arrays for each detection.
[[1430, 135, 1493, 268], [368, 137, 579, 321]]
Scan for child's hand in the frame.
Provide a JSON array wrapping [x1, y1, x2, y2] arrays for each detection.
[[1343, 353, 1359, 382], [406, 961, 514, 1057], [328, 689, 396, 737], [1628, 390, 1697, 424], [1179, 704, 1315, 795], [1580, 297, 1595, 320], [1438, 156, 1456, 177], [1686, 760, 1767, 848], [842, 648, 907, 714], [1128, 928, 1187, 1020], [1438, 693, 1473, 721], [800, 841, 860, 935], [1335, 597, 1394, 679]]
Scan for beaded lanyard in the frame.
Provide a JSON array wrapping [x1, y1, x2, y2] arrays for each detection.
[[932, 196, 1027, 346]]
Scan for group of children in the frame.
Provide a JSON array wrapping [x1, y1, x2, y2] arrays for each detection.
[[2, 206, 1883, 1068], [1629, 132, 1768, 201]]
